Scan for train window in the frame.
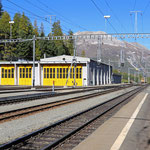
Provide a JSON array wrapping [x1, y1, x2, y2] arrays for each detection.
[[60, 68, 62, 78], [8, 69, 10, 78], [11, 68, 14, 78], [44, 68, 46, 78], [80, 68, 82, 78], [63, 68, 65, 78], [47, 68, 49, 78], [20, 68, 22, 78], [26, 68, 28, 78], [5, 69, 7, 78], [76, 68, 79, 79], [57, 68, 59, 78], [53, 68, 55, 78], [2, 68, 4, 78], [29, 68, 31, 78], [50, 68, 52, 78]]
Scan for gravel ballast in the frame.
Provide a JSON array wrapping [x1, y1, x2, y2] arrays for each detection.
[[0, 86, 137, 144]]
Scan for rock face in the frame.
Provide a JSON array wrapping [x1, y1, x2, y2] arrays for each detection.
[[74, 31, 150, 74]]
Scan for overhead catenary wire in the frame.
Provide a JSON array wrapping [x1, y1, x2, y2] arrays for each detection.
[[5, 0, 68, 34], [143, 0, 150, 14], [132, 0, 137, 11], [104, 0, 127, 33], [36, 0, 89, 31], [90, 0, 118, 34], [6, 0, 47, 22], [24, 0, 71, 33]]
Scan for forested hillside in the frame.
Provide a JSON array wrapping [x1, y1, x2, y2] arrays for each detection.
[[0, 2, 73, 61]]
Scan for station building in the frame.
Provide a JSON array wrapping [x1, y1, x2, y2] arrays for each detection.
[[0, 55, 113, 86]]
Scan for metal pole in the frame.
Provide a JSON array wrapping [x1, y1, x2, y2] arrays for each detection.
[[73, 38, 76, 87], [97, 36, 101, 62], [135, 12, 137, 33], [109, 59, 111, 84], [138, 71, 140, 83], [130, 11, 141, 33], [128, 68, 130, 83], [33, 35, 35, 87], [105, 18, 107, 33]]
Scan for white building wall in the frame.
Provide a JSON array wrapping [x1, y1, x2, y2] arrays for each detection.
[[82, 65, 87, 86], [35, 66, 39, 86], [93, 67, 95, 85], [86, 63, 90, 86], [14, 64, 17, 85], [97, 68, 99, 85], [17, 66, 19, 85], [41, 66, 43, 86]]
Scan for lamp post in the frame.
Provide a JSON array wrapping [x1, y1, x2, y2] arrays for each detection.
[[104, 15, 110, 33], [9, 21, 14, 39]]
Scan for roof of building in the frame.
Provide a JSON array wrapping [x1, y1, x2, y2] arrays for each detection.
[[0, 55, 112, 67], [40, 55, 90, 63]]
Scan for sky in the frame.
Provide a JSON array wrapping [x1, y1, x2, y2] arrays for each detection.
[[2, 0, 150, 49]]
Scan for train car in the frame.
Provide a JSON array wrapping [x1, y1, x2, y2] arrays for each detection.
[[0, 55, 113, 86]]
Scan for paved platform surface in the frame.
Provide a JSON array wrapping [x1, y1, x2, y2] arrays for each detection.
[[73, 86, 150, 150]]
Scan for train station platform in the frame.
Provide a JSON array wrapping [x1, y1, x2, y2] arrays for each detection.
[[73, 86, 150, 150]]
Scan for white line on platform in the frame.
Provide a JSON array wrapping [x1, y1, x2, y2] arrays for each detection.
[[110, 93, 148, 150]]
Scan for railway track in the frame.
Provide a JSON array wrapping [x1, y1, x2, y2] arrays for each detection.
[[0, 85, 147, 150], [0, 85, 129, 105], [0, 86, 126, 123]]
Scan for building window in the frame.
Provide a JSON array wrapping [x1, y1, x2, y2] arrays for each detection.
[[20, 68, 22, 78], [23, 68, 25, 78], [26, 68, 28, 78], [53, 68, 55, 78], [8, 69, 10, 78], [80, 68, 82, 78], [63, 68, 65, 78], [60, 68, 62, 78], [47, 68, 49, 78], [76, 68, 79, 79], [11, 68, 14, 78], [66, 68, 68, 78], [50, 68, 52, 78], [2, 68, 4, 78], [5, 69, 7, 78], [29, 68, 31, 78], [57, 68, 59, 78]]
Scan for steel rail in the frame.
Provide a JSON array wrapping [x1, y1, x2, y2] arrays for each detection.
[[0, 87, 123, 123], [0, 85, 127, 105], [0, 85, 146, 150]]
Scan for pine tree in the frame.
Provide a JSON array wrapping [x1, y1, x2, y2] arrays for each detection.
[[0, 0, 3, 18], [66, 30, 74, 55], [33, 20, 39, 36], [12, 13, 21, 38], [40, 22, 45, 37], [17, 13, 33, 60], [52, 20, 69, 55], [0, 11, 11, 38], [0, 11, 11, 60]]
